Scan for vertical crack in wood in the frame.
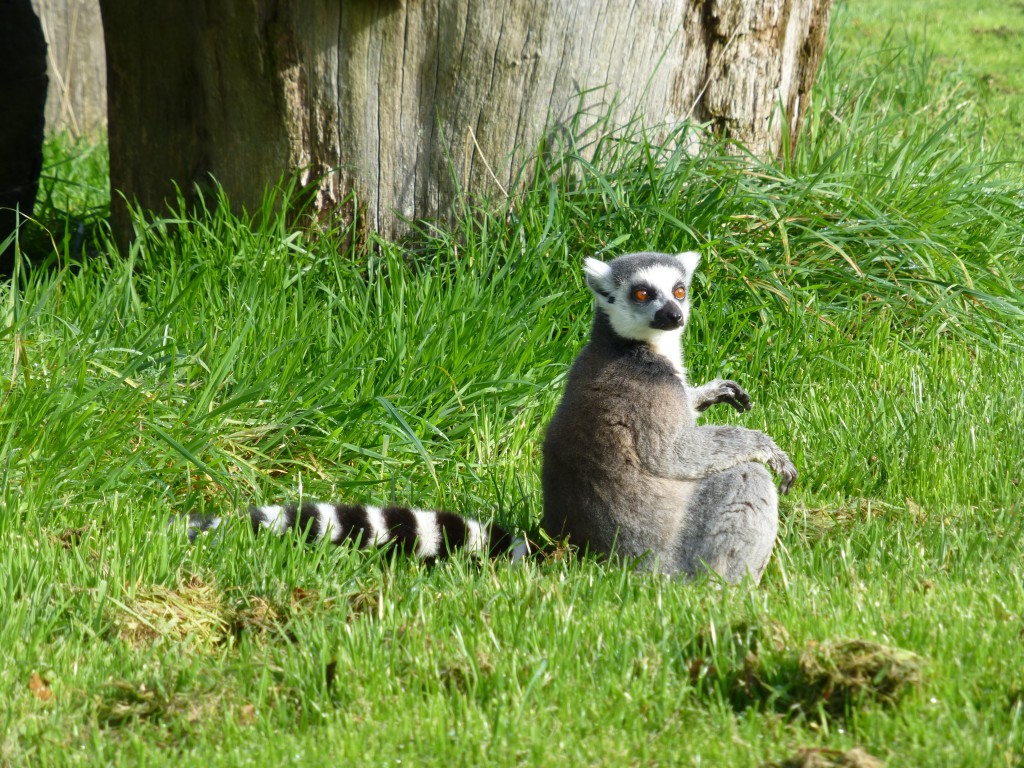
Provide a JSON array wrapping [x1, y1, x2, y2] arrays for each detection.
[[337, 2, 344, 212], [398, 1, 412, 219], [597, 2, 617, 115], [371, 1, 382, 232], [430, 0, 442, 218], [509, 17, 538, 186], [469, 0, 512, 202], [543, 0, 581, 146], [446, 0, 475, 210]]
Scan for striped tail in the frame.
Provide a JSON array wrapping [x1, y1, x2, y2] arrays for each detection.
[[187, 502, 529, 561]]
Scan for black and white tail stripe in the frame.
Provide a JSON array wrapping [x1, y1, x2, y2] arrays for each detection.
[[188, 503, 529, 561]]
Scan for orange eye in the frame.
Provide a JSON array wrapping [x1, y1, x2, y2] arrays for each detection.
[[633, 288, 650, 302], [673, 286, 686, 300]]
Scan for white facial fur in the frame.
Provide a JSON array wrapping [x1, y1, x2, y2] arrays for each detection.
[[584, 252, 700, 375]]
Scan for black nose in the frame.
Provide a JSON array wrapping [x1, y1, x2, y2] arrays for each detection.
[[652, 302, 683, 329]]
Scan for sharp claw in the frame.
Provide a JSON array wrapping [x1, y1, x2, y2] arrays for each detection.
[[725, 384, 751, 411], [723, 393, 750, 412], [779, 468, 797, 495]]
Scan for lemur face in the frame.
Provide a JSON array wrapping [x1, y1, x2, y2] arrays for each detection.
[[583, 251, 700, 342]]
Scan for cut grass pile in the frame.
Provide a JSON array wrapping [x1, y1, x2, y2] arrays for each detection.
[[2, 5, 1024, 767]]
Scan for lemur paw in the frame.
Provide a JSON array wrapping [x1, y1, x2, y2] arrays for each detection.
[[767, 449, 797, 495], [696, 380, 752, 413]]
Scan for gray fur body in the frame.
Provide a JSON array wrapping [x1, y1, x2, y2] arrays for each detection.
[[541, 251, 795, 583]]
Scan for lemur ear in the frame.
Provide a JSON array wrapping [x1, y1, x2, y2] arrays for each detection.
[[676, 251, 701, 276], [583, 257, 614, 295]]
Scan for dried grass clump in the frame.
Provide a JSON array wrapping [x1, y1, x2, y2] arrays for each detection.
[[115, 574, 231, 649], [763, 746, 884, 768], [798, 639, 924, 712], [685, 620, 925, 719]]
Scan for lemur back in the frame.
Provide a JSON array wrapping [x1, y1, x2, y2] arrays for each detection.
[[542, 251, 796, 583]]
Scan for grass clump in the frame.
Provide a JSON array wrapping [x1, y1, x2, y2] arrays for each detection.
[[684, 620, 923, 719], [1, 6, 1024, 767], [797, 639, 925, 713], [763, 746, 884, 768], [113, 574, 231, 650]]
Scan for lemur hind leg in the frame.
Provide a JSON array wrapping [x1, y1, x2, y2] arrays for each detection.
[[670, 462, 779, 584]]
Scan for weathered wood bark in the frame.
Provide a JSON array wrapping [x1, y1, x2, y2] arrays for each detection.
[[0, 0, 49, 275], [31, 0, 107, 137], [100, 0, 832, 246]]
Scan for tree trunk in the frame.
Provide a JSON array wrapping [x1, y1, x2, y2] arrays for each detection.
[[99, 0, 832, 246], [0, 0, 48, 275], [31, 0, 108, 138]]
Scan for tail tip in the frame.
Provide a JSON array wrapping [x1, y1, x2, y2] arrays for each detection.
[[508, 537, 532, 563]]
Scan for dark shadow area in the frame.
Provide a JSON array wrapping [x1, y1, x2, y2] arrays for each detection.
[[5, 137, 111, 278], [0, 0, 48, 277]]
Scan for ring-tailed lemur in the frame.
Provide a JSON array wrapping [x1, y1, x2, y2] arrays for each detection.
[[541, 251, 797, 583], [187, 503, 530, 561]]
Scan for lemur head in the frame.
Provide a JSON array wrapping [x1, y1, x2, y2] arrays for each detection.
[[583, 251, 701, 345]]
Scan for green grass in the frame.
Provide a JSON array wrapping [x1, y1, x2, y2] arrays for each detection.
[[836, 0, 1024, 163], [3, 6, 1024, 767]]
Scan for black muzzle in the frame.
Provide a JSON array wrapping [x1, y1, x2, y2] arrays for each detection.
[[651, 302, 683, 329]]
